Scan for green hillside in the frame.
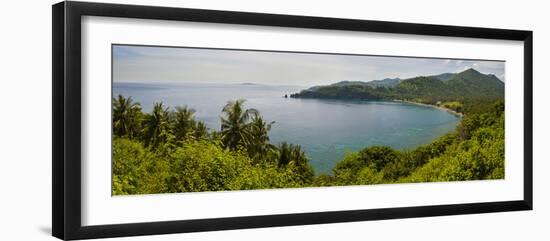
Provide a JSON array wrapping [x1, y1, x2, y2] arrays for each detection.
[[291, 68, 504, 113]]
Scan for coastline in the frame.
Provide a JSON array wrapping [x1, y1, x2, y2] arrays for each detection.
[[290, 94, 464, 118], [393, 99, 464, 117]]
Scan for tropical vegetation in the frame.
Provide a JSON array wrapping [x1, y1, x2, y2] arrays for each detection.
[[112, 68, 504, 195]]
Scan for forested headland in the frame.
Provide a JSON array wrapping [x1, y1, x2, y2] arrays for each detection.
[[112, 68, 504, 195], [291, 68, 504, 114]]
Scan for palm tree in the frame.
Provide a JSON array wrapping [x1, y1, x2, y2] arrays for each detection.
[[276, 142, 313, 182], [143, 102, 171, 148], [248, 114, 276, 160], [276, 142, 308, 167], [112, 95, 142, 139], [173, 106, 196, 141], [220, 99, 258, 150], [193, 121, 209, 140]]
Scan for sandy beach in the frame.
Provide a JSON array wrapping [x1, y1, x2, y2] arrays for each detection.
[[394, 100, 464, 117]]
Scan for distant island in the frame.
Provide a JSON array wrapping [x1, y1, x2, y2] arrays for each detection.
[[290, 68, 504, 114]]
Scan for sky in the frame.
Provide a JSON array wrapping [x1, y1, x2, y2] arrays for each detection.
[[113, 45, 505, 86]]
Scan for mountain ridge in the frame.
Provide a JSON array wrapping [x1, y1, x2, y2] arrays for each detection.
[[290, 68, 504, 113]]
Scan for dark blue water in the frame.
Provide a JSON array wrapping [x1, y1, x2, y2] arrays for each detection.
[[114, 82, 460, 174]]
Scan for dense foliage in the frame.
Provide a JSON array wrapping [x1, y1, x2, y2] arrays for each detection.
[[112, 97, 314, 195], [113, 69, 505, 195]]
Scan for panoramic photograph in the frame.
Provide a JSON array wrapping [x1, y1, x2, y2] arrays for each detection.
[[111, 44, 505, 195]]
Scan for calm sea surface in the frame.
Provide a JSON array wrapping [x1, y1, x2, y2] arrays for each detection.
[[114, 82, 460, 174]]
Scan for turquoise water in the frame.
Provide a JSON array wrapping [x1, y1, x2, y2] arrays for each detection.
[[114, 82, 460, 174]]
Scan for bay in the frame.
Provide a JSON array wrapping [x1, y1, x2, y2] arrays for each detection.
[[114, 82, 461, 174]]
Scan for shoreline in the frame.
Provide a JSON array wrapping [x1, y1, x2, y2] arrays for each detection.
[[290, 95, 464, 117], [393, 99, 464, 117]]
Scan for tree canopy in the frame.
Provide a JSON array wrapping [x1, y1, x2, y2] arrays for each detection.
[[112, 94, 504, 195]]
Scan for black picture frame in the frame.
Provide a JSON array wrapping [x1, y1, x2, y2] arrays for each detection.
[[52, 1, 533, 240]]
